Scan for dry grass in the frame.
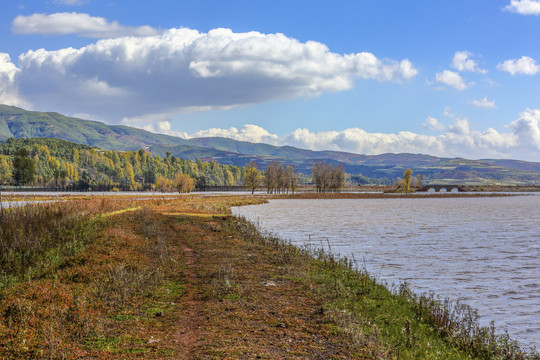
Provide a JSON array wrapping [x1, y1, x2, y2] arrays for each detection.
[[0, 194, 536, 359]]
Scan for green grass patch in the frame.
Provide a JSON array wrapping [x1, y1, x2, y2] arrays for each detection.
[[87, 336, 122, 352], [161, 280, 186, 297], [110, 314, 141, 322]]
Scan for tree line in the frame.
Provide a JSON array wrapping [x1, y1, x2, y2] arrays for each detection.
[[0, 138, 245, 192], [243, 161, 299, 194], [311, 162, 346, 192], [243, 160, 346, 194], [1, 138, 356, 194]]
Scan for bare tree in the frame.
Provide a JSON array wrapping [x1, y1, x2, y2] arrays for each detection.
[[331, 164, 346, 192], [416, 173, 424, 188], [285, 165, 298, 193], [264, 161, 284, 194], [312, 162, 345, 192]]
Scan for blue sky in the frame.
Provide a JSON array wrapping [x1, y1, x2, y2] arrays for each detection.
[[1, 0, 540, 160]]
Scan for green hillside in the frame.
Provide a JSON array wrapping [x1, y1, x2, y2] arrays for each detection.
[[2, 104, 540, 185], [0, 105, 189, 151]]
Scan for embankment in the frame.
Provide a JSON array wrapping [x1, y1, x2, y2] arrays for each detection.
[[0, 195, 536, 359]]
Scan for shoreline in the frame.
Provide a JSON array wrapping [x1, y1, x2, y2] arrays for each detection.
[[0, 195, 537, 358]]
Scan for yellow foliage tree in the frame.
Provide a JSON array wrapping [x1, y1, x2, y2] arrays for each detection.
[[155, 175, 174, 192], [174, 173, 195, 193], [0, 155, 11, 185], [244, 162, 261, 194], [402, 168, 413, 191]]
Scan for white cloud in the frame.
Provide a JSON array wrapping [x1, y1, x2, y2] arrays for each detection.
[[435, 70, 472, 90], [448, 118, 471, 135], [191, 125, 280, 144], [9, 27, 417, 121], [422, 116, 446, 131], [510, 109, 540, 149], [504, 0, 540, 15], [167, 116, 531, 159], [12, 12, 160, 38], [116, 108, 540, 160], [0, 53, 26, 107], [121, 113, 189, 138], [452, 51, 487, 74], [497, 56, 539, 75], [471, 96, 496, 109]]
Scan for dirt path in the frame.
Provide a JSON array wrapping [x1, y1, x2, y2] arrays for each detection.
[[176, 242, 202, 359], [160, 212, 369, 359]]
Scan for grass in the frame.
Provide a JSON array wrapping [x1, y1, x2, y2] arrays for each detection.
[[0, 194, 537, 358]]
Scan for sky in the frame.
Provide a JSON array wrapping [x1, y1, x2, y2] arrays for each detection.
[[1, 0, 540, 161]]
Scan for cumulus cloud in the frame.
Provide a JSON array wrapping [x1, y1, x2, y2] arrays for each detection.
[[8, 27, 418, 121], [435, 70, 472, 90], [171, 117, 530, 159], [504, 0, 540, 15], [452, 51, 487, 74], [159, 111, 540, 160], [448, 118, 471, 135], [422, 116, 446, 131], [471, 96, 496, 109], [0, 53, 26, 106], [510, 109, 540, 149], [12, 12, 160, 38], [113, 106, 540, 160], [191, 125, 280, 144], [497, 56, 539, 75], [121, 113, 189, 138]]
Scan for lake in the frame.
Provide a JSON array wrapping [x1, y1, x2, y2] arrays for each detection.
[[232, 195, 540, 349]]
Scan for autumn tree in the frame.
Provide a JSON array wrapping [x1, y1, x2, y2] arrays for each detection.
[[0, 155, 11, 186], [174, 173, 195, 193], [244, 161, 261, 194], [123, 162, 136, 190], [402, 168, 413, 192], [155, 175, 174, 192], [48, 156, 62, 186], [0, 138, 249, 191]]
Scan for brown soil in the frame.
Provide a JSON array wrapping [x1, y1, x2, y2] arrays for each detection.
[[176, 241, 202, 359], [153, 205, 370, 359]]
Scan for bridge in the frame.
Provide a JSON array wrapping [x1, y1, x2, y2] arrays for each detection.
[[417, 185, 466, 192]]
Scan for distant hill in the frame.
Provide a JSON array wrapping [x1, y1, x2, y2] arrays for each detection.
[[2, 104, 540, 185], [148, 141, 540, 185], [0, 104, 190, 150]]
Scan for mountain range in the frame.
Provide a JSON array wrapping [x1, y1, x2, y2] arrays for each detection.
[[1, 104, 540, 185]]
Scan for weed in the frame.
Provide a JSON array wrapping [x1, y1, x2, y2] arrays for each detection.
[[209, 263, 236, 299]]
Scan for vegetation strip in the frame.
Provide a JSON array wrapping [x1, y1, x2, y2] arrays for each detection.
[[0, 195, 537, 359], [99, 206, 143, 218], [161, 212, 230, 218]]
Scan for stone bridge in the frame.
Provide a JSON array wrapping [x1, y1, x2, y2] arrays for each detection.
[[417, 185, 465, 192]]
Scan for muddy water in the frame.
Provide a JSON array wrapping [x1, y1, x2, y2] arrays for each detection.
[[232, 195, 540, 348]]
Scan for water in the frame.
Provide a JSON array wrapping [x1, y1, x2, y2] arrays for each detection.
[[232, 195, 540, 349]]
